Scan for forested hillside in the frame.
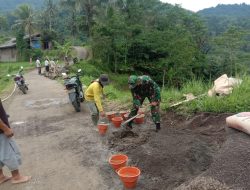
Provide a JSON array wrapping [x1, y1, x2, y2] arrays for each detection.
[[0, 0, 44, 12], [1, 0, 250, 88], [198, 3, 250, 35]]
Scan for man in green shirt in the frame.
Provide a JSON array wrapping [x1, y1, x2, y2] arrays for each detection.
[[127, 75, 161, 132]]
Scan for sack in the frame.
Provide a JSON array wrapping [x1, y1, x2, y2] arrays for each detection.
[[208, 74, 242, 97], [226, 112, 250, 135]]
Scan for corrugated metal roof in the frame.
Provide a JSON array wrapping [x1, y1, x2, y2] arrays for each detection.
[[0, 34, 40, 49], [0, 38, 16, 49]]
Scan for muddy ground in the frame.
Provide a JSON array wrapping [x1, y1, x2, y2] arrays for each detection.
[[1, 70, 250, 190]]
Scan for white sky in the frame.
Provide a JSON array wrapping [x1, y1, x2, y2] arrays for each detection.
[[161, 0, 250, 12]]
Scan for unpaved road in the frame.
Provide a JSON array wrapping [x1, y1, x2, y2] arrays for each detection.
[[1, 70, 121, 190]]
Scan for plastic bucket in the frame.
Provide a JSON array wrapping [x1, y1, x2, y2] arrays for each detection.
[[109, 154, 128, 172], [97, 123, 108, 135], [106, 111, 116, 121], [124, 113, 130, 121], [111, 116, 123, 128], [120, 111, 129, 120], [134, 114, 145, 124], [118, 166, 141, 189]]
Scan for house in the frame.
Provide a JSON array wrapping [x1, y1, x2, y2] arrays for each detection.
[[0, 38, 17, 62], [0, 33, 52, 62]]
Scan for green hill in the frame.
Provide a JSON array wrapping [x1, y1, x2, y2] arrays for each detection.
[[198, 3, 250, 35]]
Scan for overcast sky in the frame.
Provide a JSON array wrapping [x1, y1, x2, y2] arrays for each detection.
[[161, 0, 250, 12]]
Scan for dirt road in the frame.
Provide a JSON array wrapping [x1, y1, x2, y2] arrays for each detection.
[[1, 70, 121, 190]]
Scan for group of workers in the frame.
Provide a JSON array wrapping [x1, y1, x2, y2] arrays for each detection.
[[35, 58, 56, 75], [84, 74, 161, 132]]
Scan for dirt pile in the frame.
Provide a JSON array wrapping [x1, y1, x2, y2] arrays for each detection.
[[200, 127, 250, 190], [108, 112, 229, 189], [175, 176, 231, 190]]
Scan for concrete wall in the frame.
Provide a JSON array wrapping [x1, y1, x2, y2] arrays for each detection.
[[0, 47, 17, 62]]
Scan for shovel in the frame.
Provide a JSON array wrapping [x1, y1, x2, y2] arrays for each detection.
[[120, 104, 151, 128], [120, 113, 141, 128]]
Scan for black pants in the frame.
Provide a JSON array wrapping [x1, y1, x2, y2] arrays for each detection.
[[45, 66, 49, 72], [38, 67, 41, 75]]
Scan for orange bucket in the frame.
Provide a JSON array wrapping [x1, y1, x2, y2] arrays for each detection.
[[109, 154, 128, 172], [120, 111, 129, 120], [106, 111, 116, 121], [118, 166, 141, 189], [134, 114, 145, 124], [123, 113, 130, 121], [111, 116, 123, 128], [97, 123, 108, 135]]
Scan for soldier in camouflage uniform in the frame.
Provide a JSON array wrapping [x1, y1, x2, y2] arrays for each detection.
[[127, 75, 161, 132]]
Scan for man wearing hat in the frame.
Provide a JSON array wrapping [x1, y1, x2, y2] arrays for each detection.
[[84, 74, 110, 126], [127, 75, 161, 132]]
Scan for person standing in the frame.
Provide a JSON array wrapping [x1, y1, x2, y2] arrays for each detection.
[[127, 75, 161, 132], [44, 58, 50, 74], [49, 59, 56, 74], [84, 74, 109, 126], [36, 58, 41, 75], [0, 99, 31, 184]]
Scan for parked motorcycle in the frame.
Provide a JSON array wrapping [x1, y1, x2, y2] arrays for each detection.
[[62, 69, 84, 112], [9, 66, 28, 94]]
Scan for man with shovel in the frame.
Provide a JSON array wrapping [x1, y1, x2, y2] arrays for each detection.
[[126, 75, 161, 132]]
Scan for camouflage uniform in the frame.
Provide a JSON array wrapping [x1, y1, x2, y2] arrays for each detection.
[[128, 75, 161, 130]]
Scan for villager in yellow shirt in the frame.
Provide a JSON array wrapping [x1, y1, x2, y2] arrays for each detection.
[[84, 74, 109, 125]]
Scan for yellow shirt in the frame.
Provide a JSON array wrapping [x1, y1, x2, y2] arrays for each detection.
[[84, 81, 104, 112]]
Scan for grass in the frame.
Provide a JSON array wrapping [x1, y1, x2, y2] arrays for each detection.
[[71, 60, 132, 105], [1, 60, 249, 114], [71, 60, 250, 114], [0, 62, 35, 93], [163, 76, 250, 114]]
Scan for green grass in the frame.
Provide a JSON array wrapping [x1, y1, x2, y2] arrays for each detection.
[[72, 61, 131, 104], [0, 62, 35, 93], [3, 60, 248, 114], [163, 76, 250, 114], [72, 60, 250, 114]]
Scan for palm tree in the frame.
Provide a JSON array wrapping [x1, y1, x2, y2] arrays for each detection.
[[45, 0, 58, 31], [12, 4, 37, 48], [60, 0, 78, 37]]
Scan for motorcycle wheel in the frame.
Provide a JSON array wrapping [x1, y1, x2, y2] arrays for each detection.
[[25, 85, 28, 90], [80, 96, 85, 102], [20, 86, 27, 94], [72, 99, 81, 112]]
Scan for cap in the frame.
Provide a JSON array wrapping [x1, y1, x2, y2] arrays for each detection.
[[99, 74, 109, 86], [128, 75, 138, 89]]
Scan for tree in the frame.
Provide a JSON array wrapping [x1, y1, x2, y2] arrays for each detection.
[[44, 0, 58, 31], [54, 40, 74, 58], [214, 26, 246, 76], [0, 16, 7, 31], [12, 4, 37, 48]]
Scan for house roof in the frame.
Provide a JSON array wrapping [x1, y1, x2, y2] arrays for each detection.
[[0, 33, 41, 49], [0, 38, 16, 49]]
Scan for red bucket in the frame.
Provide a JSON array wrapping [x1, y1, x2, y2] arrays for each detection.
[[118, 166, 141, 189], [109, 154, 128, 172]]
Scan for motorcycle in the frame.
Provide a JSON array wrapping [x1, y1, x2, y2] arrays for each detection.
[[62, 69, 84, 112], [9, 66, 28, 94]]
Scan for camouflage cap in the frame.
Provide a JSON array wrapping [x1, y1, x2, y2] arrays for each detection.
[[128, 75, 138, 89]]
